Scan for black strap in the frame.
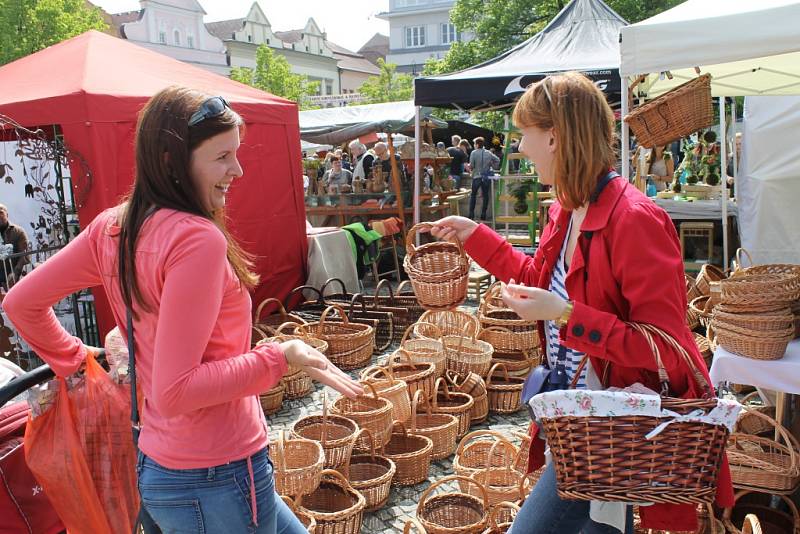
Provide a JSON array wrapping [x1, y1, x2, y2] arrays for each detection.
[[126, 306, 140, 448]]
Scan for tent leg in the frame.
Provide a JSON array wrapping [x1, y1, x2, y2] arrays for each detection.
[[732, 100, 738, 202], [387, 134, 406, 238], [414, 107, 421, 228], [720, 96, 729, 269], [621, 75, 630, 181]]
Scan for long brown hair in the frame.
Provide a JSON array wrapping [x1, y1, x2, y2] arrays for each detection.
[[512, 72, 616, 210], [118, 86, 258, 312]]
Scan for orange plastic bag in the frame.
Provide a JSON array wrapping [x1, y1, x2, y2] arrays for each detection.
[[24, 353, 139, 534]]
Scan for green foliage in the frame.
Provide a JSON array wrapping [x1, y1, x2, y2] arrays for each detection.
[[357, 59, 414, 104], [0, 0, 108, 65], [230, 45, 320, 110]]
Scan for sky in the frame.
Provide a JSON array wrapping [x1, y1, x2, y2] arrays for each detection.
[[91, 0, 390, 52]]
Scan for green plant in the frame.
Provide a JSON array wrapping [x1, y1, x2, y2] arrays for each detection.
[[672, 181, 682, 193], [703, 130, 717, 144], [686, 173, 698, 185], [511, 179, 534, 214], [706, 173, 720, 186]]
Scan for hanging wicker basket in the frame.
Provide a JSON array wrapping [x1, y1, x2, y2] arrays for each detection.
[[338, 428, 396, 512], [300, 305, 375, 370], [270, 430, 324, 498], [403, 222, 471, 310], [260, 381, 285, 415], [415, 309, 481, 339], [330, 383, 394, 452], [409, 389, 459, 461], [417, 475, 490, 534], [432, 377, 475, 438], [382, 421, 434, 486], [298, 469, 366, 534], [291, 393, 359, 470], [359, 365, 411, 423], [400, 322, 447, 377], [624, 73, 714, 148]]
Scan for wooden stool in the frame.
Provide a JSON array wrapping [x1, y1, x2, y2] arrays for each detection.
[[468, 269, 492, 302], [680, 221, 715, 271], [366, 234, 402, 284]]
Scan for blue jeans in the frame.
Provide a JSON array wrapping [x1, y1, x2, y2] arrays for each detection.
[[136, 447, 307, 534], [468, 177, 491, 220], [508, 463, 633, 534]]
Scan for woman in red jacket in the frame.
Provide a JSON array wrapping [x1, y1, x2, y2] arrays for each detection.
[[429, 72, 732, 533]]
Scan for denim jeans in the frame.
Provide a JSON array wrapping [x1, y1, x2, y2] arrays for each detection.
[[468, 177, 491, 220], [136, 447, 307, 534], [508, 463, 633, 534]]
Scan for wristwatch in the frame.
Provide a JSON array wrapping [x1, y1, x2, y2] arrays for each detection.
[[555, 300, 574, 328]]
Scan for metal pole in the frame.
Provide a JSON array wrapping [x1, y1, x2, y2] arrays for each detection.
[[720, 96, 729, 269], [414, 106, 421, 227], [621, 75, 630, 181], [732, 100, 738, 202]]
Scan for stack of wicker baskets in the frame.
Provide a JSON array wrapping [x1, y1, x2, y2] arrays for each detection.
[[710, 250, 800, 360]]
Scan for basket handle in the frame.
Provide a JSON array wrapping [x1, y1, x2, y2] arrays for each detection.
[[403, 321, 442, 344], [723, 490, 799, 534], [455, 429, 507, 458], [374, 279, 396, 303], [321, 391, 329, 445], [734, 407, 800, 475], [403, 518, 426, 534], [488, 501, 520, 531], [410, 389, 423, 430], [486, 438, 516, 474], [406, 221, 465, 259], [280, 495, 301, 513], [319, 304, 349, 326], [362, 382, 381, 401], [433, 377, 450, 403], [476, 326, 515, 342], [285, 285, 325, 306], [479, 281, 503, 313], [252, 325, 269, 345], [445, 369, 463, 390], [360, 364, 396, 384], [735, 247, 754, 270], [354, 427, 379, 463], [276, 429, 290, 473], [273, 321, 305, 336], [348, 293, 368, 316], [391, 348, 420, 370], [254, 298, 289, 322], [321, 277, 351, 300], [397, 280, 414, 294], [742, 514, 762, 534], [486, 362, 510, 388], [391, 420, 409, 437], [418, 474, 488, 515]]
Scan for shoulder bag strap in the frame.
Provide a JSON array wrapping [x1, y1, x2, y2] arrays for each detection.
[[126, 306, 140, 448]]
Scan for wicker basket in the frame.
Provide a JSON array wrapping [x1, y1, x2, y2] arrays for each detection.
[[330, 383, 394, 452], [282, 370, 314, 400], [359, 365, 411, 423], [478, 285, 539, 353], [731, 247, 800, 281], [339, 428, 396, 512], [468, 441, 525, 507], [710, 319, 794, 361], [540, 323, 730, 504], [694, 332, 713, 369], [687, 304, 702, 331], [270, 430, 324, 498], [400, 322, 447, 377], [298, 469, 365, 534], [454, 431, 519, 484], [403, 222, 471, 310], [409, 390, 459, 461], [254, 297, 306, 333], [723, 490, 800, 534], [735, 392, 776, 436], [713, 307, 794, 333], [292, 394, 359, 470], [417, 475, 489, 534], [624, 73, 713, 148], [482, 501, 520, 534], [490, 347, 540, 377], [443, 334, 494, 377], [727, 408, 800, 494], [485, 363, 524, 414], [447, 371, 490, 424], [719, 274, 800, 309], [282, 496, 317, 533], [432, 377, 475, 438], [383, 421, 434, 486], [260, 381, 285, 415], [300, 305, 375, 370], [687, 273, 703, 303], [388, 349, 437, 399], [690, 296, 715, 328], [415, 309, 481, 339], [696, 264, 726, 297]]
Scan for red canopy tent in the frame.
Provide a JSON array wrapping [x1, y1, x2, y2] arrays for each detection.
[[0, 30, 308, 337]]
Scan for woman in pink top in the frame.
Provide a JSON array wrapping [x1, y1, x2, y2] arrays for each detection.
[[3, 86, 362, 533]]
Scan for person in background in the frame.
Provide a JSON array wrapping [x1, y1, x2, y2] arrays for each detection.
[[341, 150, 352, 171], [447, 135, 467, 189], [468, 136, 500, 221], [323, 156, 353, 192], [351, 141, 376, 182], [0, 204, 29, 290], [3, 87, 362, 534], [645, 145, 674, 191]]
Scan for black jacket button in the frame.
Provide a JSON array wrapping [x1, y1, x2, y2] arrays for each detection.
[[572, 324, 585, 337], [589, 330, 602, 343]]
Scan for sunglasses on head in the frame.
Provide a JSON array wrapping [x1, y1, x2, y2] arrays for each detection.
[[188, 96, 230, 127]]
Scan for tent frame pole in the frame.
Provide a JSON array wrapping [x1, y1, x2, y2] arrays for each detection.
[[414, 106, 421, 228], [732, 100, 738, 202], [621, 75, 630, 180], [386, 133, 406, 238], [720, 96, 729, 269]]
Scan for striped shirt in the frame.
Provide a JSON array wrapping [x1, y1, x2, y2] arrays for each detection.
[[545, 218, 596, 390]]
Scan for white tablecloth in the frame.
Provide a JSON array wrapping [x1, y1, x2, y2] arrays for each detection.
[[653, 199, 738, 220], [709, 338, 800, 395], [306, 229, 359, 297]]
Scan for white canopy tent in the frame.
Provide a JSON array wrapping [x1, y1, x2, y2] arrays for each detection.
[[619, 0, 800, 267]]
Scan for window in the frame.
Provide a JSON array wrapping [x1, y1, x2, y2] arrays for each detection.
[[325, 79, 333, 95], [159, 31, 166, 44], [248, 34, 252, 42], [405, 25, 426, 48], [395, 0, 423, 7], [441, 23, 457, 44], [187, 35, 194, 48], [173, 30, 180, 46]]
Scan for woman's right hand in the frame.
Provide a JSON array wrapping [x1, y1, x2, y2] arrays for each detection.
[[425, 216, 479, 244], [280, 340, 363, 399]]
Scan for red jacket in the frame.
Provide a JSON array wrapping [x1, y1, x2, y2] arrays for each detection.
[[465, 175, 733, 531]]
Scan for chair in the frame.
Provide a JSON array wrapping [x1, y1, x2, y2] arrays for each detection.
[[365, 234, 402, 284]]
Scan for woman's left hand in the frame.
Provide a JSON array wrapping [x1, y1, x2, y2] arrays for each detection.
[[501, 279, 568, 322]]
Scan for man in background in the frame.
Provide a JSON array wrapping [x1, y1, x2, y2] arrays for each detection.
[[0, 204, 29, 290], [446, 135, 467, 189]]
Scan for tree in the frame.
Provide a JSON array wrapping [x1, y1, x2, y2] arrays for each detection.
[[357, 59, 414, 104], [0, 0, 108, 65], [230, 45, 320, 110]]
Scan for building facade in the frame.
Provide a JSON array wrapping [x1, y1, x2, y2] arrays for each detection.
[[112, 0, 229, 76], [377, 0, 473, 75]]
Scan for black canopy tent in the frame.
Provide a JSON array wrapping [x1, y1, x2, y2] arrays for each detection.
[[413, 0, 627, 111]]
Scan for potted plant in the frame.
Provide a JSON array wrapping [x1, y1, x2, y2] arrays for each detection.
[[511, 179, 534, 214]]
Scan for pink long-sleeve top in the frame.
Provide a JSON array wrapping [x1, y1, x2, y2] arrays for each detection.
[[3, 207, 288, 469]]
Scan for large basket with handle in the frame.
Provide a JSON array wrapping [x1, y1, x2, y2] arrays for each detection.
[[338, 428, 396, 512], [417, 475, 490, 534], [297, 469, 365, 534], [269, 430, 324, 498], [409, 390, 459, 461], [403, 222, 470, 310], [291, 393, 359, 470], [299, 305, 374, 370], [359, 365, 411, 423]]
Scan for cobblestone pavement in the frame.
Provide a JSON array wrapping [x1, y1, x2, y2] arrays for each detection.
[[266, 297, 531, 533]]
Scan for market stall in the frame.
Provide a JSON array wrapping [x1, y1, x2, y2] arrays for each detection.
[[0, 30, 307, 338]]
